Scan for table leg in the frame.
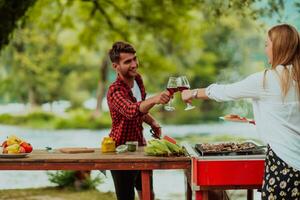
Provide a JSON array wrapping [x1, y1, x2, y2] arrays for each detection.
[[141, 170, 152, 200], [185, 169, 192, 200], [247, 189, 253, 200], [195, 191, 209, 200]]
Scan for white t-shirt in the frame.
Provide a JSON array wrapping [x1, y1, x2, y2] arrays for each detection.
[[205, 65, 300, 170], [131, 80, 142, 102]]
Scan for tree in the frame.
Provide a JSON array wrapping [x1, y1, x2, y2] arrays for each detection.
[[0, 0, 287, 117], [0, 0, 37, 49]]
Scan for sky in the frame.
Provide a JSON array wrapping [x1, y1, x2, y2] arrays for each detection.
[[259, 0, 300, 29]]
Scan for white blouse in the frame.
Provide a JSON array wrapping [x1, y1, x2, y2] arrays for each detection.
[[206, 65, 300, 170]]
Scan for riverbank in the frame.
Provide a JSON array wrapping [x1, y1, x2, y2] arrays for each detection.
[[0, 187, 116, 200], [0, 110, 112, 130], [0, 106, 223, 130]]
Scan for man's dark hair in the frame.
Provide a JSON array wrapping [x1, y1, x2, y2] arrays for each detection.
[[109, 41, 136, 63]]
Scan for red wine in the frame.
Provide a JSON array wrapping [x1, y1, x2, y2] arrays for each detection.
[[177, 86, 189, 92], [167, 87, 179, 95]]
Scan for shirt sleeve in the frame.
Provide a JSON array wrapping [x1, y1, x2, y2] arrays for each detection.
[[205, 72, 263, 102], [110, 89, 145, 119]]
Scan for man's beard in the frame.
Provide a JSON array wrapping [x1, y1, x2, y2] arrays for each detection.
[[119, 68, 137, 79]]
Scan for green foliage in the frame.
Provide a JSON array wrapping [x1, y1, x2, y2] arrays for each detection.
[[0, 26, 98, 107], [26, 111, 55, 121], [48, 171, 76, 188], [0, 114, 15, 124], [0, 0, 37, 49], [81, 175, 103, 190], [54, 109, 111, 129], [0, 113, 28, 125], [0, 111, 54, 128], [0, 0, 292, 124], [47, 171, 102, 190], [0, 109, 111, 129]]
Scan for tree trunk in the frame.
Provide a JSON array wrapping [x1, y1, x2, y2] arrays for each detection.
[[28, 86, 38, 111], [94, 56, 109, 117]]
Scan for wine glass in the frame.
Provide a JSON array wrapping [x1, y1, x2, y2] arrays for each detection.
[[164, 77, 177, 111], [177, 76, 195, 111]]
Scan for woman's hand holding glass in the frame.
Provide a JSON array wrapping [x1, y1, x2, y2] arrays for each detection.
[[177, 76, 195, 110], [164, 76, 195, 111], [181, 89, 194, 103]]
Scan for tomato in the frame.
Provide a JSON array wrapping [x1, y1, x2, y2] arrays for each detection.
[[20, 142, 33, 153], [1, 141, 8, 148], [19, 146, 26, 153], [163, 135, 177, 144]]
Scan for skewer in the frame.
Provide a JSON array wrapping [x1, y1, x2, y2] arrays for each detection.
[[219, 117, 256, 125]]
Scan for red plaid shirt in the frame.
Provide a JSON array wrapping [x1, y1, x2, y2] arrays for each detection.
[[107, 74, 147, 147]]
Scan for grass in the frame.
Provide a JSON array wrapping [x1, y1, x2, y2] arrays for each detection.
[[0, 183, 255, 200], [0, 187, 116, 200], [0, 109, 112, 130]]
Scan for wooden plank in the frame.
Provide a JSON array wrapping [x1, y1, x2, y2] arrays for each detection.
[[0, 149, 190, 163], [0, 161, 190, 170], [59, 148, 95, 153], [185, 168, 192, 200], [0, 163, 98, 170], [0, 148, 191, 170], [247, 189, 254, 200]]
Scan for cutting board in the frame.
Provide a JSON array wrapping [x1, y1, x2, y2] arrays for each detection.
[[59, 147, 95, 154]]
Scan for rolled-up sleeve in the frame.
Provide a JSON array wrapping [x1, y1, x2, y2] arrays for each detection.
[[205, 72, 263, 102], [110, 89, 145, 119]]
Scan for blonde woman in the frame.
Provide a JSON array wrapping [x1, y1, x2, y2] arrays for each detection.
[[182, 24, 300, 199]]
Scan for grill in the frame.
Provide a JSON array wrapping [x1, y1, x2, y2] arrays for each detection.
[[194, 141, 266, 156], [182, 141, 266, 200]]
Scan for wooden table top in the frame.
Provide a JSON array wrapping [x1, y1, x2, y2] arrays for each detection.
[[0, 148, 191, 170]]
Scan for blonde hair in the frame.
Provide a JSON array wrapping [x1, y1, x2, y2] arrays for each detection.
[[266, 24, 300, 101]]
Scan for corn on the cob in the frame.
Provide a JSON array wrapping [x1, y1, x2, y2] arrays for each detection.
[[145, 139, 184, 156]]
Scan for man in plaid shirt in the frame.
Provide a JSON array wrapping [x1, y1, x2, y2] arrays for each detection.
[[107, 41, 171, 200]]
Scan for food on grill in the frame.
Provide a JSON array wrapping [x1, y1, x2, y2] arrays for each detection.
[[199, 142, 256, 153]]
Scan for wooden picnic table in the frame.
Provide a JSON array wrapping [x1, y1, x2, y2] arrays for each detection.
[[0, 147, 191, 200]]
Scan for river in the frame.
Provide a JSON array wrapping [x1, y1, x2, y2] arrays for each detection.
[[0, 123, 261, 200]]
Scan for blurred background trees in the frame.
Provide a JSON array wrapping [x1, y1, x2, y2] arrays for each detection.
[[0, 0, 298, 127]]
